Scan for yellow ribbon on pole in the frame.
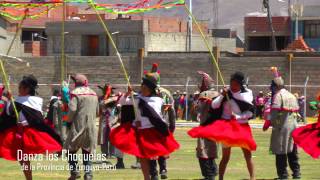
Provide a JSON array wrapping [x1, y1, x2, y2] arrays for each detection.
[[0, 11, 28, 122], [184, 4, 226, 87], [88, 0, 132, 89], [88, 0, 139, 118], [61, 0, 66, 84]]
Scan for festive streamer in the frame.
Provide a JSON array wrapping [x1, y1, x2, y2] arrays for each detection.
[[0, 0, 185, 20], [0, 3, 61, 20]]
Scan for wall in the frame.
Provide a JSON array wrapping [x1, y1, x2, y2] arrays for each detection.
[[147, 32, 213, 52], [0, 19, 31, 57], [213, 38, 236, 53], [245, 16, 291, 36], [4, 55, 320, 115]]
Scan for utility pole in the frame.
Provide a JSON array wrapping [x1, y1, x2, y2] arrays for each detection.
[[213, 0, 219, 47], [188, 0, 192, 51], [288, 0, 291, 16], [263, 0, 277, 51]]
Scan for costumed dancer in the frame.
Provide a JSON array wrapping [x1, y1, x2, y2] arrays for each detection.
[[110, 72, 180, 180], [263, 67, 301, 180], [291, 93, 320, 159], [0, 75, 62, 180], [97, 84, 125, 169], [188, 72, 256, 180], [194, 71, 220, 180], [0, 84, 5, 115], [46, 87, 66, 143], [149, 63, 176, 180], [60, 81, 71, 142], [262, 92, 272, 131], [64, 74, 99, 180]]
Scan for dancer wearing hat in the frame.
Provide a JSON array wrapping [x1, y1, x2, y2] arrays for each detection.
[[194, 71, 220, 180], [264, 67, 301, 180], [0, 75, 62, 180], [97, 84, 125, 169], [292, 92, 320, 159], [149, 64, 176, 180], [64, 74, 99, 180], [110, 72, 180, 180], [188, 72, 256, 180]]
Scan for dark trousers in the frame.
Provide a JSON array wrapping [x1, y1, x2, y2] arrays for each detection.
[[68, 149, 93, 177], [199, 158, 217, 180], [150, 156, 167, 176], [256, 105, 264, 119], [275, 146, 301, 178]]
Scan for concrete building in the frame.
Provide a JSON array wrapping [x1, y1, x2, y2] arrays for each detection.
[[211, 29, 243, 53], [244, 16, 291, 51], [291, 5, 320, 51], [0, 5, 79, 57], [46, 17, 213, 56]]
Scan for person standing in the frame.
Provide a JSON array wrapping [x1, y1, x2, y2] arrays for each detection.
[[265, 67, 301, 180], [255, 91, 265, 119], [188, 72, 256, 180], [292, 94, 320, 159], [0, 75, 62, 180], [173, 91, 180, 118], [110, 72, 180, 180], [64, 74, 99, 180], [149, 86, 176, 180], [46, 87, 66, 143], [195, 71, 220, 180]]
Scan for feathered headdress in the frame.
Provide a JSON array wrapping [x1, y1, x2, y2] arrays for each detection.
[[144, 63, 160, 86]]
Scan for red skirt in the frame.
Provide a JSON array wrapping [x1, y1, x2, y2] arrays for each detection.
[[188, 119, 257, 151], [0, 126, 62, 161], [110, 123, 180, 159], [292, 122, 320, 159]]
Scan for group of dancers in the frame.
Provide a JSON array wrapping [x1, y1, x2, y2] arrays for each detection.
[[0, 64, 318, 180]]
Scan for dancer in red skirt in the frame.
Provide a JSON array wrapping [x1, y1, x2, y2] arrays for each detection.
[[110, 72, 180, 180], [292, 94, 320, 159], [188, 72, 256, 180], [0, 75, 62, 180]]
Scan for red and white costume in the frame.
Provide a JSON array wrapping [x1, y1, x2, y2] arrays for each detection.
[[110, 94, 180, 159]]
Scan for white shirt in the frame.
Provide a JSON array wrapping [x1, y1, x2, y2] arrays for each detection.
[[211, 89, 253, 124], [119, 94, 165, 129], [6, 96, 43, 126]]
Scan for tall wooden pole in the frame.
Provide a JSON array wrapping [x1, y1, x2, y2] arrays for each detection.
[[264, 0, 277, 51]]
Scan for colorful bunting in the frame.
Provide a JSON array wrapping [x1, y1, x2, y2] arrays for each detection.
[[0, 0, 185, 20]]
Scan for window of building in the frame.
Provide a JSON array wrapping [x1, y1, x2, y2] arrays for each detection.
[[118, 36, 138, 53], [21, 30, 47, 42], [304, 20, 320, 39]]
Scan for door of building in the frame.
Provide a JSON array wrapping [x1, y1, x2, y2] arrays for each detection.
[[87, 35, 99, 56]]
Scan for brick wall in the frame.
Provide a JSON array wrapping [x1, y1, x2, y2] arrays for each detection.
[[131, 16, 208, 34], [245, 16, 291, 35], [4, 55, 320, 115]]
